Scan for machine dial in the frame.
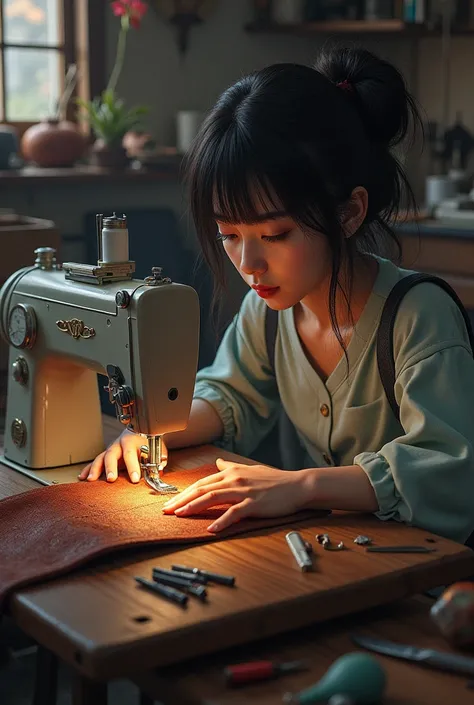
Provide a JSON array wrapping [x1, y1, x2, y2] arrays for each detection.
[[8, 304, 37, 349]]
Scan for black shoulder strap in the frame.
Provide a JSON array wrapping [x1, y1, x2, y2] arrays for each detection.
[[377, 273, 474, 423], [265, 307, 279, 376]]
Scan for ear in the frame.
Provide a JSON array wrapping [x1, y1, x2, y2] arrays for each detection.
[[340, 187, 368, 238]]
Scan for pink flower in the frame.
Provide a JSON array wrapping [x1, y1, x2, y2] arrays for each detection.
[[111, 0, 148, 29]]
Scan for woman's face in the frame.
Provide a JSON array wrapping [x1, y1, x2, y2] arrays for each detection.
[[215, 207, 333, 311]]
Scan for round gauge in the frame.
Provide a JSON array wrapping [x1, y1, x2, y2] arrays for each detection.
[[8, 304, 37, 349]]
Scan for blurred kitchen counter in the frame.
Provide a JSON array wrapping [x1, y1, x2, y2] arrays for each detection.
[[396, 218, 474, 310]]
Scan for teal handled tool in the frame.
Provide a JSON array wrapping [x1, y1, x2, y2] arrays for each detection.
[[282, 652, 386, 704]]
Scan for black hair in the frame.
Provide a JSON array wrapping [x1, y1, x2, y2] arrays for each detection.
[[184, 45, 422, 355]]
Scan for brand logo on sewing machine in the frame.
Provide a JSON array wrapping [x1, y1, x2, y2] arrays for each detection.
[[56, 318, 96, 340]]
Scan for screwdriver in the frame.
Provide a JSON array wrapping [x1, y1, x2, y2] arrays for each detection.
[[224, 659, 308, 687]]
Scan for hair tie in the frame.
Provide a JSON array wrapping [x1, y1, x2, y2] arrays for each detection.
[[337, 79, 354, 93]]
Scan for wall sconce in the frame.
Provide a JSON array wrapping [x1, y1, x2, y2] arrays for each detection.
[[153, 0, 218, 56]]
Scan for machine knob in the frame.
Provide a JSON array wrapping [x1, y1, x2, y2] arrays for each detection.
[[12, 356, 28, 385], [145, 266, 172, 286], [34, 247, 56, 270], [115, 290, 131, 309]]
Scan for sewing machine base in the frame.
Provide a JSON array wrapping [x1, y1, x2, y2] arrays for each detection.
[[0, 455, 181, 491], [0, 455, 86, 486]]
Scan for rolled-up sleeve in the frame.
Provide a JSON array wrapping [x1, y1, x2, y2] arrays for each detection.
[[354, 344, 474, 543], [193, 290, 279, 456]]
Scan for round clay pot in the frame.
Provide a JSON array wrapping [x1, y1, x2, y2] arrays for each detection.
[[89, 140, 130, 168], [21, 119, 87, 167]]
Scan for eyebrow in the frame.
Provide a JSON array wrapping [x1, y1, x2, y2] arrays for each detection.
[[213, 210, 289, 224]]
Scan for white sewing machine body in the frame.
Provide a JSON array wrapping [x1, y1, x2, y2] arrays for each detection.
[[0, 214, 200, 486]]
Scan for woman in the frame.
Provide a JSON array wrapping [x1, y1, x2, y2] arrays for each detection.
[[80, 47, 474, 544]]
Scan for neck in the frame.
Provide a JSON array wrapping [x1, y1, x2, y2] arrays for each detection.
[[298, 254, 378, 330]]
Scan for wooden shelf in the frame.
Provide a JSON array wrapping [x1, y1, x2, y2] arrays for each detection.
[[244, 19, 473, 36], [0, 163, 181, 187]]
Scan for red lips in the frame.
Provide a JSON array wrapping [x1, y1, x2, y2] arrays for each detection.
[[252, 285, 280, 298]]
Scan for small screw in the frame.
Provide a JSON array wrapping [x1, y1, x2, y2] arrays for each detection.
[[324, 540, 345, 551], [316, 533, 329, 544], [354, 535, 372, 546]]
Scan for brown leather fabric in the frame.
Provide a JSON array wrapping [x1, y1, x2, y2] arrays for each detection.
[[0, 465, 321, 613]]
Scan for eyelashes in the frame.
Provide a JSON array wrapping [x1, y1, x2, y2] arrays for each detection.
[[217, 231, 291, 243]]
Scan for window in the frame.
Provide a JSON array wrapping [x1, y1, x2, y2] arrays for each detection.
[[0, 0, 105, 129]]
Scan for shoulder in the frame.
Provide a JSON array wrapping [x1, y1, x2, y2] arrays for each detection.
[[389, 271, 472, 373]]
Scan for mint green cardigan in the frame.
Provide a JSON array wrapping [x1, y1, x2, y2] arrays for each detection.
[[194, 257, 474, 543]]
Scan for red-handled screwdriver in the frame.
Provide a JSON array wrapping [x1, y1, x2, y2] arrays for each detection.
[[224, 659, 308, 687]]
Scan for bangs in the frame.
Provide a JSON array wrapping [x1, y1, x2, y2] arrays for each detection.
[[213, 150, 283, 225], [187, 122, 296, 228]]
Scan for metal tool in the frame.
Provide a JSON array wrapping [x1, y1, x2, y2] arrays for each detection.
[[153, 566, 208, 585], [0, 213, 200, 488], [171, 564, 235, 586], [352, 633, 474, 676], [286, 531, 313, 571], [315, 533, 344, 551], [365, 546, 435, 553], [152, 572, 207, 601], [140, 441, 177, 493], [353, 535, 372, 546], [135, 576, 188, 607], [224, 659, 308, 686]]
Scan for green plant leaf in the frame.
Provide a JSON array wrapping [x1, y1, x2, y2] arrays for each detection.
[[76, 92, 149, 144]]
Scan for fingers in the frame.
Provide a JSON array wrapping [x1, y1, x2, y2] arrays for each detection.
[[104, 444, 124, 482], [78, 463, 92, 480], [82, 450, 107, 481], [163, 482, 226, 514], [163, 485, 245, 517], [163, 474, 223, 514], [207, 499, 252, 533], [122, 443, 141, 483], [77, 432, 142, 483]]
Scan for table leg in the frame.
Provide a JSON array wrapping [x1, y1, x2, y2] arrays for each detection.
[[72, 673, 108, 705], [33, 646, 58, 705]]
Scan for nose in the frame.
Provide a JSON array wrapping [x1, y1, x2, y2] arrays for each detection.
[[240, 241, 267, 276]]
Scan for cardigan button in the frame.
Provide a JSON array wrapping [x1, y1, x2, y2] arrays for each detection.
[[320, 403, 330, 417]]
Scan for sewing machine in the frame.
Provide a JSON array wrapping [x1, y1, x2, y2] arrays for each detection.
[[0, 213, 200, 488]]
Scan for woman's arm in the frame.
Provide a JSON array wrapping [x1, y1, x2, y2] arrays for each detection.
[[301, 464, 379, 512], [162, 460, 379, 532], [165, 398, 224, 449]]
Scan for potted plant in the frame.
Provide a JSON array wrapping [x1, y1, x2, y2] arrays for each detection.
[[21, 65, 87, 168], [78, 0, 149, 168]]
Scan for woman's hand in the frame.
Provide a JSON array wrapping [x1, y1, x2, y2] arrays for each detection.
[[78, 430, 168, 484], [162, 458, 310, 532]]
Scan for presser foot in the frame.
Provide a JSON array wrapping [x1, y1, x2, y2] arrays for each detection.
[[143, 469, 178, 494], [140, 443, 178, 493]]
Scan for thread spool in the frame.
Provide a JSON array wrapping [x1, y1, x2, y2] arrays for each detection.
[[101, 214, 129, 263]]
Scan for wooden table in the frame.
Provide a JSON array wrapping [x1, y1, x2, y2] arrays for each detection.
[[135, 596, 474, 705], [2, 416, 474, 705]]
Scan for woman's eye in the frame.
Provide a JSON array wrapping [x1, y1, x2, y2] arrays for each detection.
[[263, 231, 290, 242], [216, 230, 290, 243]]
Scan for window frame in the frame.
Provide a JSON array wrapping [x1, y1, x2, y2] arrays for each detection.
[[0, 0, 106, 137]]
